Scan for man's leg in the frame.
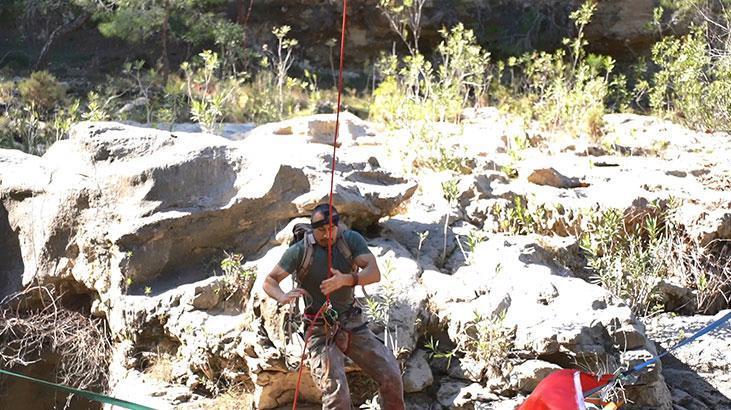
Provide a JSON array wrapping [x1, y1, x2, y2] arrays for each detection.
[[307, 326, 351, 410], [343, 318, 405, 410]]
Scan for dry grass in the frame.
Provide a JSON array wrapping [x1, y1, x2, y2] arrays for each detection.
[[0, 286, 111, 404], [672, 238, 731, 314], [204, 386, 254, 409], [144, 352, 175, 383]]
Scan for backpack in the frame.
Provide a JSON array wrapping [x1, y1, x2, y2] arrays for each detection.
[[289, 222, 357, 285]]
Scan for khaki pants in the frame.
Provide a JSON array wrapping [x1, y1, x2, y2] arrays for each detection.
[[306, 311, 405, 410]]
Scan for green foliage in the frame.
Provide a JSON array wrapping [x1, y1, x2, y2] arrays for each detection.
[[441, 178, 459, 204], [464, 229, 486, 264], [424, 336, 458, 369], [220, 252, 257, 301], [376, 0, 427, 56], [364, 268, 398, 326], [489, 197, 554, 235], [82, 91, 112, 121], [363, 264, 399, 351], [440, 178, 459, 264], [209, 19, 247, 76], [0, 73, 81, 154], [182, 50, 236, 133], [579, 205, 676, 317], [97, 0, 225, 44], [156, 76, 188, 128], [220, 252, 256, 282], [266, 26, 299, 119], [369, 24, 490, 127], [227, 71, 279, 123], [495, 1, 613, 140], [50, 99, 81, 142], [647, 26, 731, 131], [459, 312, 513, 373], [18, 71, 66, 112], [435, 24, 491, 117]]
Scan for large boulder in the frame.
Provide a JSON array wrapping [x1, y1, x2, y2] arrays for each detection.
[[423, 234, 673, 408], [0, 120, 416, 303]]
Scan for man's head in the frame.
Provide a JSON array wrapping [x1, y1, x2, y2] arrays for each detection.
[[311, 204, 339, 247]]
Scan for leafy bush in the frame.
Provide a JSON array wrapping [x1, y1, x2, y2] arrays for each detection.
[[579, 205, 675, 317], [182, 50, 236, 134], [220, 252, 257, 304], [646, 25, 731, 131], [459, 312, 513, 377], [369, 23, 490, 127], [495, 1, 614, 140], [18, 71, 66, 112]]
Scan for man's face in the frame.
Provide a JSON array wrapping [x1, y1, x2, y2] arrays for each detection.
[[311, 212, 338, 247]]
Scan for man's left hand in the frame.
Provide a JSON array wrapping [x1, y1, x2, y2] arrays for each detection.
[[320, 269, 351, 295]]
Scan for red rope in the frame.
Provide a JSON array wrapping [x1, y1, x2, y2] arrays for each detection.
[[292, 0, 348, 408]]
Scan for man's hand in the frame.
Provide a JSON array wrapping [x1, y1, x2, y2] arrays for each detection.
[[278, 288, 308, 305], [320, 269, 353, 295]]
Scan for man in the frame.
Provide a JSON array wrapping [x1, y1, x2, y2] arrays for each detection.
[[263, 204, 405, 409]]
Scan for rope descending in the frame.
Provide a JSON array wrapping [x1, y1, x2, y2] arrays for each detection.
[[291, 0, 349, 408]]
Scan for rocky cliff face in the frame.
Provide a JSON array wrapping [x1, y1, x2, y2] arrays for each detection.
[[1, 109, 729, 408]]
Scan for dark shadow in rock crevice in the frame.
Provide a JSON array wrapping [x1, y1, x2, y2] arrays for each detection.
[[0, 202, 24, 301], [0, 352, 102, 410], [657, 344, 731, 408]]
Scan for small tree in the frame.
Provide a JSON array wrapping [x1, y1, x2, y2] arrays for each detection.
[[377, 0, 427, 56], [263, 26, 298, 118], [182, 50, 234, 134], [644, 2, 731, 131]]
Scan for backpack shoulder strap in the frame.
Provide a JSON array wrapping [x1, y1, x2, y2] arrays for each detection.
[[295, 233, 316, 283], [335, 229, 357, 270], [336, 229, 371, 300]]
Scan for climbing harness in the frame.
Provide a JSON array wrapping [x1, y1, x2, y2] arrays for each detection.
[[282, 290, 314, 371], [291, 0, 349, 407]]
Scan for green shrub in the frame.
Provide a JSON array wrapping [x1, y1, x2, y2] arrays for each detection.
[[220, 252, 257, 304], [647, 25, 731, 131], [580, 205, 674, 317], [182, 50, 237, 133], [495, 1, 614, 140], [459, 312, 513, 377], [369, 23, 490, 127], [18, 71, 66, 112]]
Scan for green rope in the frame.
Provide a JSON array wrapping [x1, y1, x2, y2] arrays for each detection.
[[0, 368, 156, 410]]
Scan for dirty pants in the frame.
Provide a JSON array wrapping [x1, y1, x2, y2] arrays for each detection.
[[306, 311, 405, 410]]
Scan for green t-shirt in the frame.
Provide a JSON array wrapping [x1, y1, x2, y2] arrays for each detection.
[[278, 229, 371, 314]]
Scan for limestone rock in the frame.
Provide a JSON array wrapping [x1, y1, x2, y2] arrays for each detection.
[[527, 167, 588, 189], [403, 350, 434, 393]]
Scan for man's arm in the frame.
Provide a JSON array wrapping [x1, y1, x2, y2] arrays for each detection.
[[320, 251, 381, 294], [263, 264, 307, 304], [352, 252, 380, 286]]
